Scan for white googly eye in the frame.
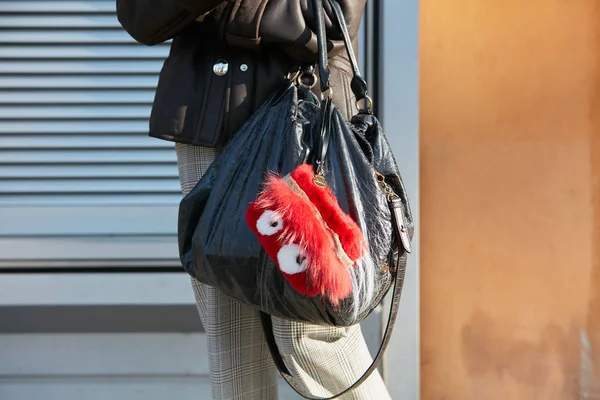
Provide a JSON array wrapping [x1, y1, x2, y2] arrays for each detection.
[[277, 244, 308, 275], [256, 210, 283, 236]]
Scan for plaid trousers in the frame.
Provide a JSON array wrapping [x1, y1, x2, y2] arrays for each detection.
[[176, 143, 391, 400]]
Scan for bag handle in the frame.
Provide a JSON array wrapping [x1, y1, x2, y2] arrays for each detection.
[[313, 0, 331, 95], [314, 0, 370, 109], [312, 0, 372, 177]]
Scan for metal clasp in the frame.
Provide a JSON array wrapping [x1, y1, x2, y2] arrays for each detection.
[[314, 161, 327, 188], [376, 172, 399, 201], [356, 95, 374, 114], [297, 72, 317, 90]]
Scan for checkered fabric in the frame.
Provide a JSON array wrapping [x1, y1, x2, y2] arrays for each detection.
[[176, 143, 391, 400]]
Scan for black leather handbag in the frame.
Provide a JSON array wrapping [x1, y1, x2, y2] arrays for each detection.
[[178, 0, 413, 397]]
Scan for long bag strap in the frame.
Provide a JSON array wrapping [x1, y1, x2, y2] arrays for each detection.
[[259, 1, 408, 398], [260, 257, 406, 399]]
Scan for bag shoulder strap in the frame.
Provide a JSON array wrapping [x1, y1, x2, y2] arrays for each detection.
[[313, 0, 369, 173], [259, 252, 407, 400]]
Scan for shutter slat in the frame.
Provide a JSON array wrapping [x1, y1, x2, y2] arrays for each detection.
[[0, 179, 179, 194], [0, 30, 142, 44], [0, 120, 148, 134], [0, 106, 151, 119], [0, 206, 177, 236], [0, 1, 116, 13], [0, 135, 170, 149], [0, 90, 154, 104], [0, 16, 121, 28], [0, 45, 169, 59], [0, 194, 181, 206], [0, 61, 163, 74], [0, 76, 158, 89], [0, 238, 180, 262], [1, 150, 176, 164], [0, 165, 178, 179]]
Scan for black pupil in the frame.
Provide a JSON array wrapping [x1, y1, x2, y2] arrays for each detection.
[[270, 221, 278, 227], [296, 255, 306, 265]]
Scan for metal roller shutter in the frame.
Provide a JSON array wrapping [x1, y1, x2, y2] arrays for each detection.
[[0, 0, 179, 270]]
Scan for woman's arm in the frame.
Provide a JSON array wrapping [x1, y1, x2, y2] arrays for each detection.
[[116, 0, 227, 45]]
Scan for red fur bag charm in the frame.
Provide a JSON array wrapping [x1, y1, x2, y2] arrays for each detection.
[[245, 164, 368, 305]]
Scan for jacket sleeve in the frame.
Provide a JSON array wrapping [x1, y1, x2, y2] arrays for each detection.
[[116, 0, 228, 45]]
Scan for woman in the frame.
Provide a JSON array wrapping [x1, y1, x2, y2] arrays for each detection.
[[117, 1, 391, 399]]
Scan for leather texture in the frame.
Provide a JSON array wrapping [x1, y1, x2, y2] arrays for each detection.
[[116, 0, 366, 147]]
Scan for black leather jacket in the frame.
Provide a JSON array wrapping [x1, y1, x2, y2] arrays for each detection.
[[117, 0, 366, 147]]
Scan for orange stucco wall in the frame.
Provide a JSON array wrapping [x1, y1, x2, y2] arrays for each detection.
[[420, 0, 600, 398]]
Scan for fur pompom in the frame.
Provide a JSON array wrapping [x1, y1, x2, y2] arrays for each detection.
[[246, 164, 368, 305], [290, 164, 367, 262]]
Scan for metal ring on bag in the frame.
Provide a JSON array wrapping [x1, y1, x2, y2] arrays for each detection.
[[356, 95, 374, 114], [297, 72, 318, 89]]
